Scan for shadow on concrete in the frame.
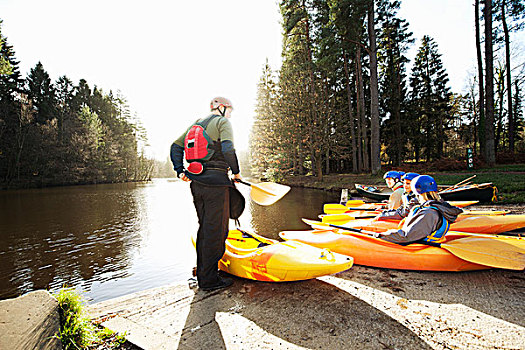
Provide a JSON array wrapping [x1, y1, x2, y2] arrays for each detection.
[[177, 288, 227, 350], [177, 276, 432, 349], [336, 265, 525, 327]]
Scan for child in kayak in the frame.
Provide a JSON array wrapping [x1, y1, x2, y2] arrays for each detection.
[[376, 172, 420, 221], [383, 171, 404, 210], [374, 175, 463, 244]]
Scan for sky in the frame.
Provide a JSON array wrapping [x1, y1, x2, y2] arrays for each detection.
[[1, 0, 523, 159]]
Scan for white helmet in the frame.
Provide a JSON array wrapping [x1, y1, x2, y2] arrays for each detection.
[[210, 96, 233, 111]]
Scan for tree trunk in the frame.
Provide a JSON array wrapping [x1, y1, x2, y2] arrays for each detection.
[[484, 0, 495, 165], [343, 50, 358, 173], [356, 46, 369, 171], [368, 0, 381, 175], [471, 87, 479, 155], [354, 52, 363, 172], [501, 0, 514, 153], [325, 147, 330, 174], [475, 0, 486, 157], [394, 66, 403, 166], [303, 0, 321, 178], [495, 67, 504, 152]]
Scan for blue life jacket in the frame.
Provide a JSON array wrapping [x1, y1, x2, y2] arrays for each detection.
[[410, 205, 451, 243]]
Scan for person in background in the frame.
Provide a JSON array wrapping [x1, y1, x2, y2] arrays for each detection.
[[170, 96, 241, 292], [374, 175, 463, 244], [383, 171, 404, 210], [376, 172, 420, 221], [400, 172, 419, 207]]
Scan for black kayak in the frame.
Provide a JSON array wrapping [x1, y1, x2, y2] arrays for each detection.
[[355, 183, 497, 202]]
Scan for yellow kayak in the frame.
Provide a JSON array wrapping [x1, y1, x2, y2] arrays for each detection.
[[192, 229, 353, 282]]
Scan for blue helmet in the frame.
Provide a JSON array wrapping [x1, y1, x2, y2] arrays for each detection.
[[383, 171, 401, 181], [411, 175, 438, 194], [402, 172, 420, 181]]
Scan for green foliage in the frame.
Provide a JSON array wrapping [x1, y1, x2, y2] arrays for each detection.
[[252, 0, 525, 178], [54, 288, 97, 349], [408, 35, 452, 162], [0, 20, 13, 75], [0, 39, 153, 188], [54, 288, 127, 349], [377, 1, 413, 166]]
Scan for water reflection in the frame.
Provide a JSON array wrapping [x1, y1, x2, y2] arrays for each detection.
[[0, 179, 339, 303], [246, 186, 339, 239], [0, 183, 145, 301]]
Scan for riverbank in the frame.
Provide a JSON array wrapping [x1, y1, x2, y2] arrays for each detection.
[[88, 266, 525, 349], [280, 165, 525, 203]]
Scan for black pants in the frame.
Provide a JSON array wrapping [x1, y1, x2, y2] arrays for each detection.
[[190, 181, 230, 287]]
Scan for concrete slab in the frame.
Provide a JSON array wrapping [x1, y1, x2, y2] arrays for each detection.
[[88, 267, 525, 350], [101, 316, 176, 350], [0, 290, 62, 350]]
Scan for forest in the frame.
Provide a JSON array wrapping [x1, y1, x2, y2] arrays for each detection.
[[250, 0, 525, 181], [0, 20, 153, 189]]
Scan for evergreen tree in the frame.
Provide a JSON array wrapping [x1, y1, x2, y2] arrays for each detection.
[[55, 75, 74, 142], [0, 20, 13, 75], [26, 62, 56, 124], [328, 0, 369, 173], [250, 62, 281, 180], [494, 0, 525, 152], [484, 0, 496, 165], [0, 31, 24, 182], [408, 35, 452, 161], [377, 0, 413, 166]]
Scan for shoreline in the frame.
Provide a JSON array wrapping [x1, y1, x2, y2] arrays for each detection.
[[87, 266, 525, 349]]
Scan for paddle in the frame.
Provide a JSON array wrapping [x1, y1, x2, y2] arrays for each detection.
[[441, 175, 477, 192], [320, 215, 525, 243], [235, 180, 290, 206], [321, 214, 377, 224], [323, 203, 382, 214], [343, 199, 367, 206], [461, 210, 509, 215], [237, 228, 271, 247], [302, 218, 525, 270]]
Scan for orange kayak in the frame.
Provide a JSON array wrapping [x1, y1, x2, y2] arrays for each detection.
[[279, 229, 489, 271], [325, 214, 525, 234]]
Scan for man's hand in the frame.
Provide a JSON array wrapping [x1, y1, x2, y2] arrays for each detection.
[[232, 173, 242, 182], [179, 173, 191, 182]]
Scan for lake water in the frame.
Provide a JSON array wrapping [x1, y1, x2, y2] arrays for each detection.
[[0, 179, 339, 303]]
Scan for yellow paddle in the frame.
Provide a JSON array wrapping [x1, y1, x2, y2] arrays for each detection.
[[302, 219, 525, 270], [321, 214, 356, 224], [236, 180, 290, 206]]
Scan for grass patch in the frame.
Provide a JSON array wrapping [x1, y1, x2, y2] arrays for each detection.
[[54, 288, 127, 349], [284, 165, 525, 204], [431, 172, 525, 204]]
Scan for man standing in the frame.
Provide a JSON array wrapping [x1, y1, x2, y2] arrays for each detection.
[[170, 97, 241, 291]]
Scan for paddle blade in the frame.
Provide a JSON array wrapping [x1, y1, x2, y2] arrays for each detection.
[[345, 200, 366, 206], [250, 182, 290, 206], [302, 218, 331, 230], [323, 203, 349, 214], [448, 200, 479, 208], [443, 237, 525, 270], [321, 214, 354, 225]]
